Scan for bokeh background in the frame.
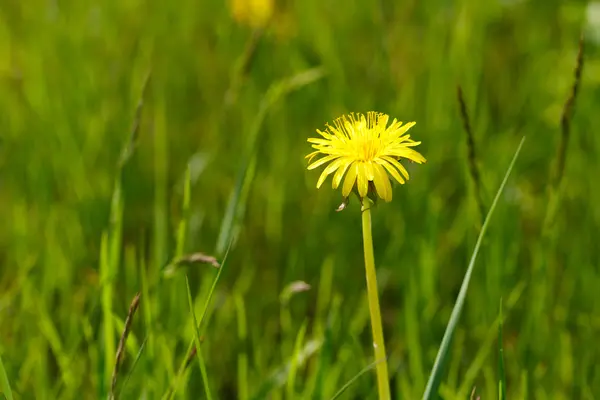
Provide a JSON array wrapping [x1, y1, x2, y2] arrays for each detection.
[[1, 0, 599, 399]]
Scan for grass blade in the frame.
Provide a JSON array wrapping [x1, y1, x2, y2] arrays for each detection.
[[457, 85, 485, 226], [175, 165, 192, 259], [215, 67, 326, 256], [286, 321, 308, 399], [110, 292, 141, 400], [455, 283, 525, 397], [0, 351, 14, 400], [498, 300, 506, 400], [99, 231, 114, 397], [235, 295, 249, 400], [421, 137, 526, 400], [329, 359, 383, 400], [554, 34, 584, 190], [250, 338, 323, 400], [118, 337, 148, 399], [164, 243, 231, 400], [544, 35, 585, 231], [185, 275, 212, 400]]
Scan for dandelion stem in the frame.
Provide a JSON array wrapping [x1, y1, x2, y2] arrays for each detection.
[[361, 198, 391, 400]]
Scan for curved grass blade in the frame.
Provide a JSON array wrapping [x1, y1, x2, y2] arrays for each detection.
[[250, 338, 323, 400], [0, 351, 14, 400], [185, 275, 212, 400], [235, 295, 249, 400], [422, 137, 526, 400], [215, 67, 326, 256], [329, 359, 384, 400], [118, 336, 148, 399], [498, 300, 506, 400], [455, 283, 525, 398], [286, 321, 308, 399], [163, 242, 232, 400]]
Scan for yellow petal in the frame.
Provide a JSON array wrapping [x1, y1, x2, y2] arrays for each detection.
[[386, 121, 416, 139], [377, 157, 405, 184], [342, 162, 358, 197], [364, 161, 375, 181], [372, 163, 392, 202], [402, 139, 421, 147], [405, 148, 426, 163], [307, 154, 339, 170], [327, 123, 345, 140], [332, 158, 352, 189], [307, 138, 332, 145], [388, 148, 426, 164], [381, 155, 411, 180], [316, 169, 328, 188], [343, 119, 357, 139], [316, 157, 347, 188], [388, 118, 402, 129], [382, 168, 393, 200], [316, 128, 334, 139], [374, 113, 388, 130], [305, 151, 319, 164], [356, 162, 368, 198], [310, 146, 346, 156]]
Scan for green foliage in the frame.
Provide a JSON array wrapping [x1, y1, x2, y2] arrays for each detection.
[[1, 0, 598, 398], [499, 301, 506, 400], [185, 275, 212, 400], [422, 137, 524, 400], [0, 351, 14, 400]]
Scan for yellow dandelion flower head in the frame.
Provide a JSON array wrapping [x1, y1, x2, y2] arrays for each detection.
[[230, 0, 274, 28], [306, 112, 426, 203]]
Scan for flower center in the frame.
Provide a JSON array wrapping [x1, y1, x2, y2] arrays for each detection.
[[358, 138, 381, 161]]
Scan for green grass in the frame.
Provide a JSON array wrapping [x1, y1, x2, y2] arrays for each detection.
[[1, 0, 599, 399], [423, 137, 525, 400], [0, 350, 14, 400], [184, 275, 212, 400], [499, 300, 506, 400]]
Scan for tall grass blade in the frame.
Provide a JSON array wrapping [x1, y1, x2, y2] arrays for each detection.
[[0, 351, 14, 400], [250, 338, 323, 400], [99, 231, 114, 397], [554, 35, 584, 190], [455, 283, 525, 397], [100, 77, 144, 396], [175, 165, 192, 259], [457, 85, 485, 226], [215, 67, 326, 256], [165, 243, 232, 399], [118, 337, 148, 399], [310, 258, 335, 399], [235, 295, 249, 400], [544, 35, 585, 231], [185, 275, 212, 400], [286, 321, 308, 399], [329, 359, 383, 400], [421, 137, 526, 400], [110, 293, 141, 400], [498, 300, 506, 400], [223, 29, 263, 108]]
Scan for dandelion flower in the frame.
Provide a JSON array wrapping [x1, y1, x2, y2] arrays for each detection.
[[230, 0, 274, 28], [306, 111, 426, 202]]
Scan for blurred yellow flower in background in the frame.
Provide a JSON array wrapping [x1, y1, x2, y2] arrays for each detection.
[[306, 112, 425, 202], [230, 0, 274, 28]]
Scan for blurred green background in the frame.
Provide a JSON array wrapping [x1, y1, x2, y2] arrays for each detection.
[[1, 0, 599, 399]]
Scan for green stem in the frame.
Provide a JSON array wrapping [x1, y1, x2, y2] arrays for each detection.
[[361, 198, 391, 400]]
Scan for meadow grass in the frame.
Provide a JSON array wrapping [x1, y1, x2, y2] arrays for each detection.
[[1, 0, 599, 399]]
